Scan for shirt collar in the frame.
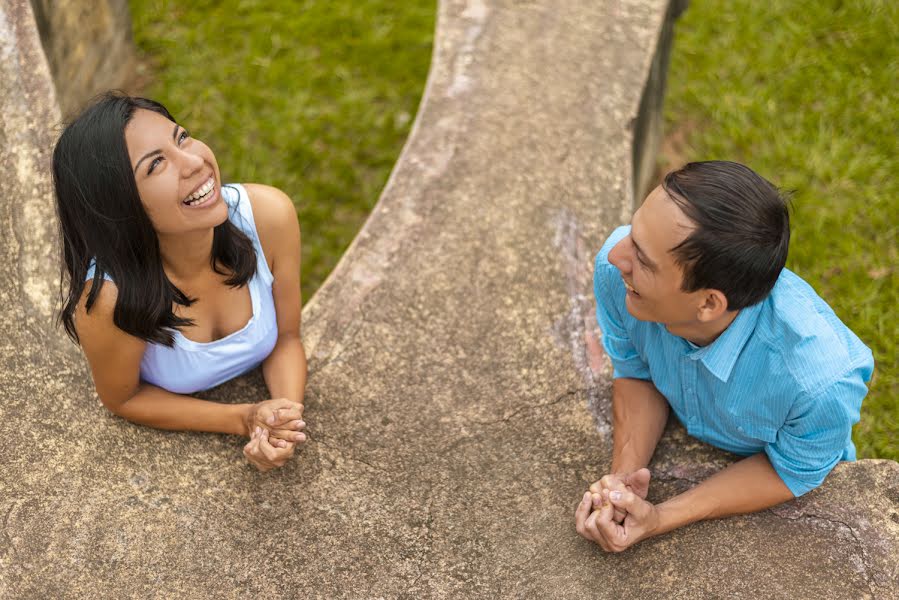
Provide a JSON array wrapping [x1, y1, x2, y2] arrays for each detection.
[[686, 301, 763, 382]]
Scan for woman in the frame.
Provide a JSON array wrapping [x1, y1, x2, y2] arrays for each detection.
[[53, 93, 307, 471]]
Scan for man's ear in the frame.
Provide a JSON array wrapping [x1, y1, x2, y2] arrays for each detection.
[[696, 289, 729, 322]]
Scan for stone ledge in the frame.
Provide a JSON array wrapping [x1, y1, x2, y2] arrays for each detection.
[[1, 0, 896, 597]]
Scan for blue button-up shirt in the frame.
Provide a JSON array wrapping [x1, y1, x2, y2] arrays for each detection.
[[594, 226, 874, 496]]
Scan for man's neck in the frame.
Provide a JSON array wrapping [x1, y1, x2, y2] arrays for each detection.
[[668, 310, 740, 347]]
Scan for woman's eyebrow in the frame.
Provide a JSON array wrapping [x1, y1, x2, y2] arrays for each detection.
[[133, 124, 180, 173]]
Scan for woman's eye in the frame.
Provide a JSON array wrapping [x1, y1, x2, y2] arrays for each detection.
[[147, 156, 163, 174], [179, 129, 190, 144]]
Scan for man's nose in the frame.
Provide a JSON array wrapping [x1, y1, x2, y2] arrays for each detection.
[[608, 238, 632, 274]]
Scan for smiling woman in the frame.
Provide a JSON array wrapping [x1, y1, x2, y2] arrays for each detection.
[[128, 0, 436, 299], [53, 93, 309, 472]]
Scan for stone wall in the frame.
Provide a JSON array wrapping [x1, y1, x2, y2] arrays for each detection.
[[29, 0, 135, 118], [1, 0, 897, 597]]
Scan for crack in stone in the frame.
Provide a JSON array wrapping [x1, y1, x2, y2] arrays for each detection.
[[769, 510, 877, 597], [406, 494, 436, 596], [1, 500, 16, 551], [469, 388, 584, 425], [315, 437, 392, 475], [314, 303, 370, 371]]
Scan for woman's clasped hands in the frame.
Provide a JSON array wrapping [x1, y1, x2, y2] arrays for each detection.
[[242, 398, 306, 472]]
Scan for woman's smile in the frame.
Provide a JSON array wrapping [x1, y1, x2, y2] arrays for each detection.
[[182, 175, 219, 208]]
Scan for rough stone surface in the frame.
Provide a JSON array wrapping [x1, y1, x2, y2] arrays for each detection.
[[1, 0, 897, 598], [29, 0, 135, 119]]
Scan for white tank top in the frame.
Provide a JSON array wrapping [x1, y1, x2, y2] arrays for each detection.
[[86, 184, 279, 393]]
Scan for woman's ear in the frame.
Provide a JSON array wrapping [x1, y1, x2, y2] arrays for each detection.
[[696, 289, 729, 322]]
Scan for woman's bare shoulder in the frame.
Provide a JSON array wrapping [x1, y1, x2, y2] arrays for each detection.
[[75, 278, 118, 326], [241, 183, 300, 247]]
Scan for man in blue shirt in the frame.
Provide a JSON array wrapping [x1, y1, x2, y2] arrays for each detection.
[[574, 161, 873, 552]]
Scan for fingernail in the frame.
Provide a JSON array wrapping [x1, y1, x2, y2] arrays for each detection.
[[267, 415, 275, 425], [295, 433, 306, 441], [610, 491, 622, 502], [297, 420, 305, 428], [255, 426, 261, 436]]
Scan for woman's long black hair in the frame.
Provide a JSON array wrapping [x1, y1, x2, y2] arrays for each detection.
[[53, 92, 257, 346]]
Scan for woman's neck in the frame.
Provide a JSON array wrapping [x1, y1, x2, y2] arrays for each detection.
[[157, 228, 216, 283]]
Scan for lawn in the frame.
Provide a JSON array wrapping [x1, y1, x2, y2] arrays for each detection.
[[665, 0, 897, 459], [128, 0, 436, 299], [129, 1, 895, 459]]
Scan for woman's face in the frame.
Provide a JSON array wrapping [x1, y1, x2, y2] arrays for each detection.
[[125, 108, 228, 236]]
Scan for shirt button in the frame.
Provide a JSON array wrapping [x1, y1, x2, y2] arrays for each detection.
[[737, 425, 745, 433]]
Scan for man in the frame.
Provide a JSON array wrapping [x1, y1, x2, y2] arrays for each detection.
[[575, 161, 873, 552]]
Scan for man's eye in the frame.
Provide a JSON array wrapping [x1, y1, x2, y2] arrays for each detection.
[[147, 156, 163, 174]]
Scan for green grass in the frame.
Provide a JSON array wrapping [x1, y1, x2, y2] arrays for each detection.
[[128, 0, 435, 299], [130, 1, 895, 458], [665, 0, 897, 459]]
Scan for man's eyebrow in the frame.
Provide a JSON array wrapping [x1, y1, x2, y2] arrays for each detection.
[[133, 124, 180, 173], [631, 233, 657, 269]]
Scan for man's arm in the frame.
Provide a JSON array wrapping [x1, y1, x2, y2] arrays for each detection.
[[589, 378, 668, 520], [653, 452, 793, 532], [609, 378, 669, 473]]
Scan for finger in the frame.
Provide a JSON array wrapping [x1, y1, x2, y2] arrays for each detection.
[[269, 427, 307, 445], [575, 492, 592, 535], [268, 406, 303, 427], [259, 429, 294, 462], [263, 399, 304, 425], [596, 491, 626, 548], [243, 437, 271, 471], [599, 474, 621, 492], [584, 507, 610, 551], [593, 476, 627, 513], [624, 468, 652, 498], [265, 443, 295, 467], [609, 490, 650, 521], [243, 427, 261, 454]]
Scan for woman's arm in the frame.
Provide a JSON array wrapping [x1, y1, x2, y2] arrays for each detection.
[[76, 280, 253, 434], [244, 184, 308, 408], [76, 271, 299, 471]]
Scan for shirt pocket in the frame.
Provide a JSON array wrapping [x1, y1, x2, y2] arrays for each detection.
[[729, 418, 778, 445]]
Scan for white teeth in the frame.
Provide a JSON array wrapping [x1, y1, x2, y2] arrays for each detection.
[[184, 178, 215, 205]]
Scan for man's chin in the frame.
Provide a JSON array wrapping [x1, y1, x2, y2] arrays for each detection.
[[624, 295, 651, 321]]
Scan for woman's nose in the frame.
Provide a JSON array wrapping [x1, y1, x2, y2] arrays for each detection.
[[179, 148, 204, 175]]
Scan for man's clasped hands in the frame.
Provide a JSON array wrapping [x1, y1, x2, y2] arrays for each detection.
[[241, 398, 306, 472], [575, 467, 663, 553]]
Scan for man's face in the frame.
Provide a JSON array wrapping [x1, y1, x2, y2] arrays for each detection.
[[608, 185, 708, 329]]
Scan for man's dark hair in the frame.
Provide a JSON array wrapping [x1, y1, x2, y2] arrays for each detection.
[[53, 92, 257, 346], [662, 160, 790, 310]]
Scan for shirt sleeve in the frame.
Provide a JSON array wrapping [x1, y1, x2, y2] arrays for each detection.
[[765, 375, 867, 497], [593, 227, 651, 381]]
